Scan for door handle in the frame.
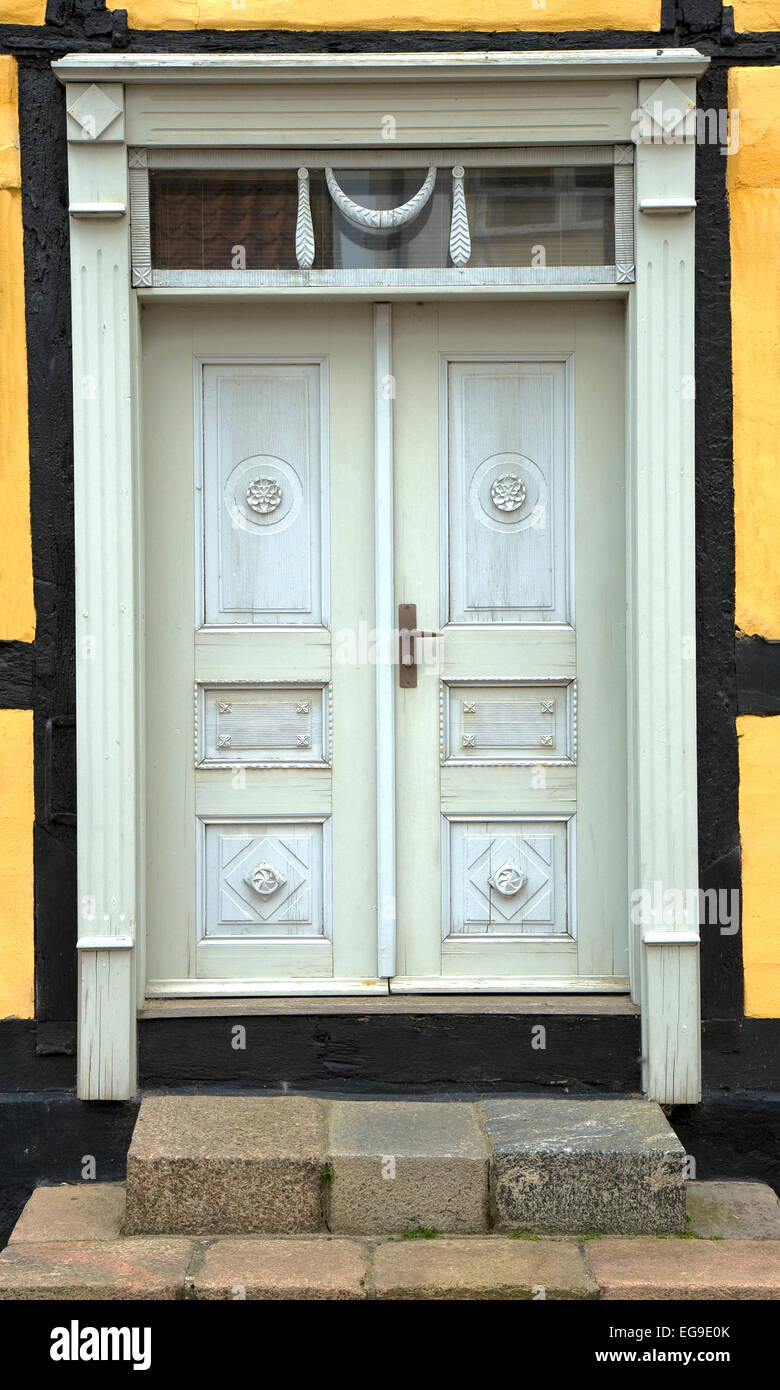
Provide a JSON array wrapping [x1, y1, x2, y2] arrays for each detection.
[[398, 603, 441, 688]]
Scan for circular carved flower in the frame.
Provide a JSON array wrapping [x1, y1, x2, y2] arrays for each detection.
[[490, 474, 527, 512], [249, 862, 287, 896], [488, 862, 527, 897], [246, 477, 283, 515]]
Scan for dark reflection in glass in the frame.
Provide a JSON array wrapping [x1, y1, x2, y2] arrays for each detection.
[[466, 167, 615, 267]]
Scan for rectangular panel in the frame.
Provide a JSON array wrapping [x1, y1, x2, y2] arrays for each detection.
[[446, 359, 570, 624], [194, 629, 331, 682], [125, 78, 638, 148], [202, 363, 325, 625], [443, 681, 575, 764], [447, 817, 571, 938], [197, 684, 329, 767], [202, 819, 329, 939]]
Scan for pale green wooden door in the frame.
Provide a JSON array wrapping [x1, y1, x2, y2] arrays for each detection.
[[391, 301, 628, 990], [142, 302, 382, 994]]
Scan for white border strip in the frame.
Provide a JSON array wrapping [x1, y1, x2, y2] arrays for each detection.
[[374, 305, 396, 978]]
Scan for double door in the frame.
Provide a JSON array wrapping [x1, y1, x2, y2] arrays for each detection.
[[142, 299, 627, 994]]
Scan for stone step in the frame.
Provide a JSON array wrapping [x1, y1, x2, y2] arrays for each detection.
[[122, 1094, 686, 1237], [2, 1181, 780, 1299]]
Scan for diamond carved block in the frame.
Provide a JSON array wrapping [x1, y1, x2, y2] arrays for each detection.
[[640, 78, 695, 134], [204, 822, 325, 938], [449, 819, 569, 936], [67, 84, 123, 142]]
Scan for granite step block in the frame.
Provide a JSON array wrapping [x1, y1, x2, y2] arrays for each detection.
[[325, 1100, 490, 1234], [0, 1239, 194, 1301], [481, 1097, 686, 1235], [8, 1183, 126, 1244], [686, 1181, 780, 1240], [373, 1237, 597, 1300], [191, 1236, 368, 1300], [589, 1237, 780, 1300], [124, 1096, 327, 1235]]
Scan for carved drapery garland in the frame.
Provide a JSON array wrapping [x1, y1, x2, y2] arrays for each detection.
[[294, 165, 472, 269]]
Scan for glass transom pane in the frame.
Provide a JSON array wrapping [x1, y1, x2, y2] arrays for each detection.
[[148, 165, 616, 273]]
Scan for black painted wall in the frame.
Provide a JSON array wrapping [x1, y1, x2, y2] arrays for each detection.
[[0, 0, 778, 1241]]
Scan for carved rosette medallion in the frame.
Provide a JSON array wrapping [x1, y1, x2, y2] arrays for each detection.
[[248, 862, 287, 896], [490, 474, 527, 513], [488, 861, 527, 896], [246, 477, 283, 515]]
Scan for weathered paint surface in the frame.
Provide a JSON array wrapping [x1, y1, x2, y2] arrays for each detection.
[[738, 716, 780, 1018], [0, 709, 34, 1019], [105, 0, 661, 31], [729, 67, 780, 640], [0, 56, 34, 644], [732, 1, 780, 30], [0, 1, 45, 20]]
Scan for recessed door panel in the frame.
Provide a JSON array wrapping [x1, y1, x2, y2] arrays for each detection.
[[447, 817, 571, 937], [442, 681, 575, 764], [197, 684, 330, 767], [202, 365, 324, 626], [203, 819, 327, 938], [447, 361, 570, 624]]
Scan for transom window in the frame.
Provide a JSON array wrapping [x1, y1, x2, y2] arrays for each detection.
[[129, 145, 635, 288]]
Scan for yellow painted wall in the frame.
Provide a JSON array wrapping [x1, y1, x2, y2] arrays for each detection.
[[0, 57, 35, 644], [729, 68, 780, 640], [107, 0, 660, 32], [0, 1, 45, 19], [732, 1, 780, 30], [0, 710, 34, 1019], [730, 68, 780, 1019], [738, 718, 780, 1017]]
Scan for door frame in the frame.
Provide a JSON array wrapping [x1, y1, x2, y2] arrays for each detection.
[[54, 48, 708, 1103]]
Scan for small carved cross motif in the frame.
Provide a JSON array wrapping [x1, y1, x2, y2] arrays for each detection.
[[218, 702, 232, 715], [462, 701, 477, 714], [540, 700, 555, 714], [461, 734, 477, 748], [539, 733, 554, 746], [296, 734, 311, 747], [296, 701, 310, 714], [218, 734, 232, 748]]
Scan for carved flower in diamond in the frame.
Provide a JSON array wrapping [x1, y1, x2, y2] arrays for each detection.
[[246, 477, 283, 515], [490, 474, 527, 513], [488, 861, 527, 897], [248, 862, 287, 896]]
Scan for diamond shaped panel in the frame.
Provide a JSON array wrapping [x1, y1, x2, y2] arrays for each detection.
[[449, 819, 569, 937], [204, 821, 325, 938]]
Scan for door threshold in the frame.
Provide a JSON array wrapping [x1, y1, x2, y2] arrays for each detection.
[[139, 993, 638, 1019]]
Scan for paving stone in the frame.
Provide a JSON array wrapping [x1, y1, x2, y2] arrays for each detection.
[[0, 1240, 194, 1301], [8, 1184, 126, 1244], [326, 1101, 489, 1234], [124, 1096, 326, 1235], [192, 1237, 367, 1299], [686, 1181, 780, 1240], [374, 1237, 596, 1300], [589, 1237, 780, 1300], [481, 1098, 686, 1235]]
